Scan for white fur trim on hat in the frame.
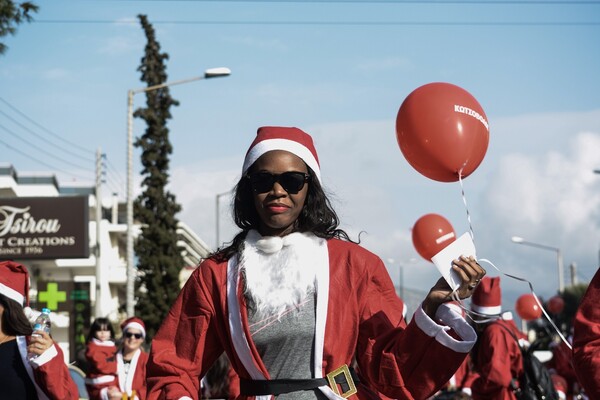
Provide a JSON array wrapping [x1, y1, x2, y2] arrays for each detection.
[[471, 304, 502, 315], [242, 138, 322, 183], [0, 282, 25, 306], [122, 322, 146, 338]]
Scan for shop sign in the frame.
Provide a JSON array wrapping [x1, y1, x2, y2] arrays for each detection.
[[0, 196, 89, 259]]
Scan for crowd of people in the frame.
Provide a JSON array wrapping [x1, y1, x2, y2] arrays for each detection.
[[1, 126, 600, 400]]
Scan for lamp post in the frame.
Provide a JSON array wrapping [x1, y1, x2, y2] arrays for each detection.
[[215, 189, 233, 250], [126, 67, 231, 316], [511, 236, 564, 293]]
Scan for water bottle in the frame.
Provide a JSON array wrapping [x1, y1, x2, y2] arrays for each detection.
[[28, 308, 51, 361]]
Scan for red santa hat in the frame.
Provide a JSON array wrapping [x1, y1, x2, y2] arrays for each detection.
[[0, 260, 30, 307], [471, 276, 502, 315], [242, 126, 321, 183], [120, 316, 146, 338]]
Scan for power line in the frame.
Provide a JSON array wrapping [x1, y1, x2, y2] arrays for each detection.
[[0, 108, 95, 164], [0, 122, 94, 173], [0, 97, 95, 157], [105, 157, 126, 189], [0, 137, 93, 181], [34, 19, 600, 26], [111, 0, 600, 3]]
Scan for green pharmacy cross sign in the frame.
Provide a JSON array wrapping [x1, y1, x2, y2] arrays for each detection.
[[38, 282, 67, 310]]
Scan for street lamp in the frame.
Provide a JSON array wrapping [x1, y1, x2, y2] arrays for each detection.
[[126, 67, 231, 316], [511, 236, 564, 292], [215, 189, 233, 250]]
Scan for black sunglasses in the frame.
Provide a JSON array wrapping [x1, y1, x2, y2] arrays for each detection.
[[125, 332, 143, 339], [248, 171, 310, 194]]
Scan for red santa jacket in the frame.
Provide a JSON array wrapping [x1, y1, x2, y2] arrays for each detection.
[[147, 238, 477, 400], [471, 319, 524, 400], [114, 349, 149, 400], [573, 266, 600, 398], [85, 339, 118, 400], [16, 336, 79, 400]]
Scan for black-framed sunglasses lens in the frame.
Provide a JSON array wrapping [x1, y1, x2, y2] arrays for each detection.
[[249, 172, 309, 194], [125, 332, 143, 339]]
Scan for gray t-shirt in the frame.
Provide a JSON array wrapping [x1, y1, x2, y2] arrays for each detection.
[[248, 292, 327, 399]]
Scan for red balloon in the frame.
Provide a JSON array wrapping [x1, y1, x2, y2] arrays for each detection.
[[396, 82, 490, 182], [547, 295, 565, 314], [516, 294, 543, 321], [412, 213, 457, 261]]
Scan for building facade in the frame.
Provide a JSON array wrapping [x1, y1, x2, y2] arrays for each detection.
[[0, 163, 211, 362]]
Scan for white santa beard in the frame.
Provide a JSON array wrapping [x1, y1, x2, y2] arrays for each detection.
[[240, 230, 320, 319]]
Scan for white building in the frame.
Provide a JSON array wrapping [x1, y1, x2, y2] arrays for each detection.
[[0, 163, 211, 362]]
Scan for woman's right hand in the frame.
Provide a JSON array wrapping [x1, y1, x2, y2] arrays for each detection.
[[421, 255, 486, 319]]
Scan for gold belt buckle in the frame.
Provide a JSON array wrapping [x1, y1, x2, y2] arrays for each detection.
[[326, 364, 357, 398]]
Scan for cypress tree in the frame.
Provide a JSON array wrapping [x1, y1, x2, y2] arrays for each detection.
[[132, 14, 184, 339], [0, 1, 39, 55]]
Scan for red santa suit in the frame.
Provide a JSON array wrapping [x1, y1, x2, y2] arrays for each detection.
[[147, 237, 477, 400], [471, 319, 524, 400], [1, 260, 79, 400], [112, 348, 149, 400], [573, 266, 600, 398], [85, 338, 118, 400], [14, 335, 80, 400], [470, 277, 524, 400]]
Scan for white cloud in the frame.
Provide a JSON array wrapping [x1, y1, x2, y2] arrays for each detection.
[[98, 35, 142, 56]]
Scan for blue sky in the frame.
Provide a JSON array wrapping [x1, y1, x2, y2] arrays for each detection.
[[1, 0, 599, 317]]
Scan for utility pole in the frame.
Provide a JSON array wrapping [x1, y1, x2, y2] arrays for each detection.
[[570, 262, 578, 286], [95, 148, 103, 317]]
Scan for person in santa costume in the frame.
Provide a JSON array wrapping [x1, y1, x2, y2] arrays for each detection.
[[469, 276, 524, 400], [103, 317, 149, 400], [85, 317, 118, 400], [572, 266, 600, 399], [146, 126, 485, 400], [0, 260, 79, 400]]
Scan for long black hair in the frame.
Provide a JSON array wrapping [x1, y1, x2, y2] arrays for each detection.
[[86, 317, 115, 343], [213, 163, 354, 261], [0, 294, 33, 336]]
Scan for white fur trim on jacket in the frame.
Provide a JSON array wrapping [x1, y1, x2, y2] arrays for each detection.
[[227, 234, 345, 399], [413, 303, 477, 353], [16, 336, 51, 400], [117, 348, 141, 398]]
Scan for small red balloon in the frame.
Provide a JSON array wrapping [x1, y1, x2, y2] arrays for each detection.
[[396, 82, 490, 182], [547, 296, 565, 314], [516, 294, 543, 321], [412, 213, 457, 261]]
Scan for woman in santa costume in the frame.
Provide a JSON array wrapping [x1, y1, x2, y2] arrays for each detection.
[[146, 126, 485, 400], [469, 276, 524, 400], [103, 317, 149, 400], [0, 260, 79, 399], [572, 266, 600, 398]]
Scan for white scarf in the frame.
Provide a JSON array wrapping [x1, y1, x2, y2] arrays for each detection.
[[240, 230, 320, 319]]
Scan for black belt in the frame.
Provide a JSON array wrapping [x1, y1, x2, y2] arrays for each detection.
[[240, 365, 360, 398]]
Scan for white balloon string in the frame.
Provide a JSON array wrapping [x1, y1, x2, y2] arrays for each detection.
[[458, 169, 475, 245], [477, 258, 572, 350]]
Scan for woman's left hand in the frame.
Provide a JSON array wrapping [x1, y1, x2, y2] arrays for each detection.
[[422, 255, 486, 319], [27, 331, 53, 356]]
